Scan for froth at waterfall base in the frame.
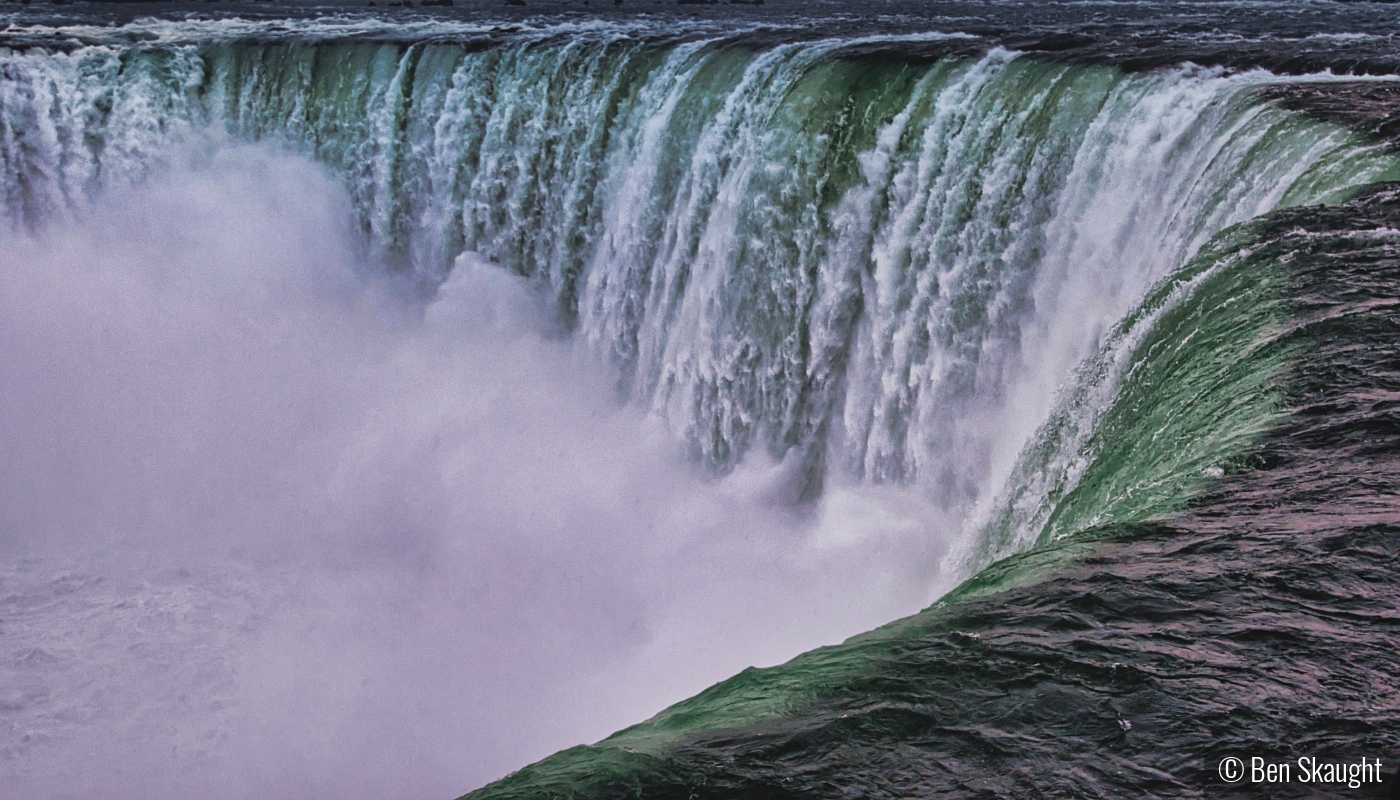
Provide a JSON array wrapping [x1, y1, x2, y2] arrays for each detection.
[[0, 145, 951, 799]]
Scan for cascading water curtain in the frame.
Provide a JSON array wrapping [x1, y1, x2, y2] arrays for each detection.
[[3, 37, 1396, 553]]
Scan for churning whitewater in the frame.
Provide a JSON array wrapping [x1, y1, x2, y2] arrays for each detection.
[[1, 10, 1398, 800]]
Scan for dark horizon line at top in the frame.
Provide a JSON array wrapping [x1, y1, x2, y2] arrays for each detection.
[[5, 0, 1400, 79]]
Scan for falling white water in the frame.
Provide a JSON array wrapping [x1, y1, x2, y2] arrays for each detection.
[[2, 22, 1399, 799], [3, 37, 1392, 505]]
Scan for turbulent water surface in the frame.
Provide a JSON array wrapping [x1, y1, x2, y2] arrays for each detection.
[[2, 2, 1400, 798]]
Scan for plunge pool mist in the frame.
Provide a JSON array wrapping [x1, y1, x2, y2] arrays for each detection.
[[0, 144, 948, 799]]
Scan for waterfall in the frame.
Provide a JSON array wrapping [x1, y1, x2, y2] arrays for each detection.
[[6, 19, 1400, 799], [2, 29, 1396, 551]]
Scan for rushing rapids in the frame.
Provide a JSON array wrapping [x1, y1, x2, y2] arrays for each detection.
[[2, 4, 1400, 799]]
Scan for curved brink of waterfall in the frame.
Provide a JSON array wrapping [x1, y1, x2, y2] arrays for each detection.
[[462, 179, 1400, 798], [4, 24, 1400, 798], [4, 32, 1394, 532]]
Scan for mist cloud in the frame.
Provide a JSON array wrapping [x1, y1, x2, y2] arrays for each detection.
[[0, 144, 949, 799]]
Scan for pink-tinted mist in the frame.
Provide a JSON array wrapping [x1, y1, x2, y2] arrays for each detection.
[[0, 145, 949, 799]]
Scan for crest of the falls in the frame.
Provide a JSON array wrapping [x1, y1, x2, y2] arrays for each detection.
[[2, 30, 1396, 559]]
